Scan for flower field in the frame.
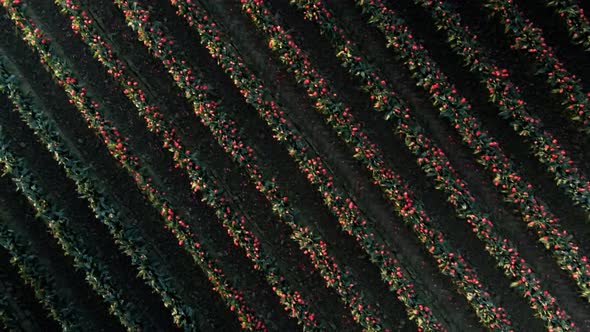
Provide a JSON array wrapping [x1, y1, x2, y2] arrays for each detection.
[[0, 0, 589, 330]]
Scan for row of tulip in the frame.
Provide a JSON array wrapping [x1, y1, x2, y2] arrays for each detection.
[[71, 0, 390, 328], [237, 0, 519, 329], [356, 0, 590, 307], [0, 202, 87, 330], [60, 0, 324, 329], [0, 1, 220, 329], [0, 59, 151, 330], [484, 0, 590, 134], [290, 0, 578, 329], [414, 0, 590, 214], [546, 0, 590, 50]]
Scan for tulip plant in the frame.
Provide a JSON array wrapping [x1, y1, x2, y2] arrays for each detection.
[[356, 0, 590, 311], [546, 0, 590, 50], [55, 0, 392, 329], [484, 0, 590, 134], [0, 1, 253, 329], [0, 205, 88, 331], [412, 0, 590, 215], [0, 59, 151, 330]]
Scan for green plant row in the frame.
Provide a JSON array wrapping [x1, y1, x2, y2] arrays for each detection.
[[356, 0, 589, 317], [0, 1, 208, 329], [0, 203, 88, 331], [414, 0, 590, 214], [484, 0, 590, 133]]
